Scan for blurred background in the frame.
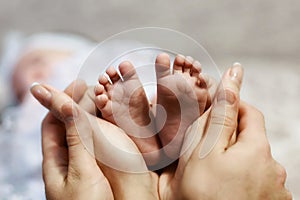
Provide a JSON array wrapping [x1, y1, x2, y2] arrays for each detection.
[[0, 0, 299, 199]]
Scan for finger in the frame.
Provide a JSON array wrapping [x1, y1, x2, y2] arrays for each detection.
[[275, 162, 287, 186], [31, 83, 71, 121], [31, 83, 147, 174], [31, 83, 99, 175], [77, 86, 98, 114], [61, 101, 101, 176], [198, 63, 244, 158], [64, 79, 88, 103], [237, 101, 267, 143], [273, 160, 292, 199], [65, 79, 98, 114], [41, 112, 67, 185], [31, 82, 76, 184], [33, 82, 73, 186]]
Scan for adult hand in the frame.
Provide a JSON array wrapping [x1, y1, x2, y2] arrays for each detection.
[[159, 64, 292, 200], [31, 80, 114, 200], [31, 80, 159, 200]]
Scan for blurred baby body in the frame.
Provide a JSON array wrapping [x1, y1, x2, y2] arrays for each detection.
[[0, 32, 95, 199], [0, 32, 95, 124]]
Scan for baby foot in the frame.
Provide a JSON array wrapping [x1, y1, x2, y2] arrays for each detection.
[[95, 61, 160, 166], [155, 53, 210, 159]]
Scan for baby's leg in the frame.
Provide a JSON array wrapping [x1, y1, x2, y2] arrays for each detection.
[[95, 61, 160, 166], [155, 53, 210, 159]]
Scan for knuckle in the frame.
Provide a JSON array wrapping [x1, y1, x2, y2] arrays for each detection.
[[285, 190, 293, 200], [276, 164, 288, 182], [223, 89, 239, 104], [265, 143, 272, 155], [255, 140, 271, 155], [210, 113, 237, 130], [66, 133, 81, 147], [247, 103, 265, 121], [255, 109, 265, 122], [211, 106, 237, 128]]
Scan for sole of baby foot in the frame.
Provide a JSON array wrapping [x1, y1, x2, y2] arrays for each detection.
[[95, 61, 161, 166], [155, 53, 210, 159]]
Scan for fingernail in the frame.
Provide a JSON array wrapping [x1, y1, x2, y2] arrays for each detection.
[[186, 56, 194, 63], [30, 82, 40, 88], [230, 62, 242, 80], [30, 83, 52, 102], [193, 60, 201, 68], [217, 89, 236, 105], [104, 74, 113, 85], [177, 54, 185, 59]]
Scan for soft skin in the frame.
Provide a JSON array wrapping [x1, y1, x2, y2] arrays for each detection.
[[31, 80, 159, 200], [31, 64, 291, 199], [159, 64, 292, 200]]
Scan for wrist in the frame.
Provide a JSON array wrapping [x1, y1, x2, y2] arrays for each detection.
[[108, 170, 159, 200]]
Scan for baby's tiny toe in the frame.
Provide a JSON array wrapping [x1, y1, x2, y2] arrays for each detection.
[[94, 84, 105, 96], [95, 94, 109, 109], [155, 53, 171, 78], [183, 56, 193, 73], [106, 66, 120, 83], [191, 60, 202, 77], [173, 54, 185, 72], [119, 61, 137, 81], [156, 53, 171, 67], [99, 74, 108, 85], [98, 74, 111, 90]]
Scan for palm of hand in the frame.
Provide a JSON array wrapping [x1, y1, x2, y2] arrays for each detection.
[[42, 112, 114, 200]]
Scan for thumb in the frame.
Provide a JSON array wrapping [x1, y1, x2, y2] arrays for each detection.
[[198, 63, 243, 158]]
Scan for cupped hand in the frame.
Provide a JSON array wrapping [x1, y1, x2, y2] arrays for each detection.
[[159, 64, 292, 200], [31, 80, 114, 200], [31, 80, 159, 200]]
